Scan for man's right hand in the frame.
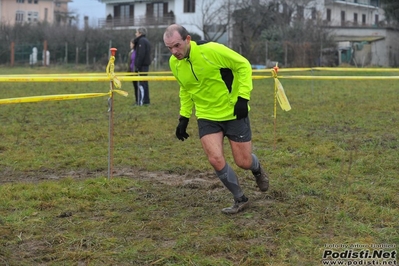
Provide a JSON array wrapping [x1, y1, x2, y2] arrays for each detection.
[[176, 116, 189, 141]]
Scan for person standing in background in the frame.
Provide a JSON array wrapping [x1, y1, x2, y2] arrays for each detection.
[[127, 39, 142, 105], [134, 27, 152, 105]]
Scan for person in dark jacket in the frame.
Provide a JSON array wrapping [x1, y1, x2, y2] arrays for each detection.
[[134, 27, 151, 105]]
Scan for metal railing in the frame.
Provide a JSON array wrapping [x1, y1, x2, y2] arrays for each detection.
[[98, 16, 175, 28]]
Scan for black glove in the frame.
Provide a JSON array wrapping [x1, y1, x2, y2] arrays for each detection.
[[176, 116, 189, 141], [234, 97, 249, 120]]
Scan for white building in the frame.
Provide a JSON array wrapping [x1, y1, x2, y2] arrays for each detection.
[[98, 0, 228, 39], [97, 0, 385, 37], [98, 0, 398, 67], [0, 0, 71, 26]]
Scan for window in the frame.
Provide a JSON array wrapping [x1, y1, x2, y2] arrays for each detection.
[[153, 3, 164, 18], [114, 4, 133, 19], [370, 0, 379, 7], [146, 3, 168, 24], [28, 0, 32, 3], [326, 9, 331, 22], [362, 14, 366, 25], [311, 7, 316, 20], [297, 5, 304, 19], [27, 11, 39, 22], [274, 3, 279, 13], [114, 4, 133, 25], [16, 11, 24, 22], [184, 0, 195, 13], [147, 3, 168, 18], [16, 0, 24, 3], [375, 14, 379, 25], [283, 3, 289, 16], [354, 13, 358, 25], [120, 5, 130, 18], [34, 0, 38, 3], [44, 7, 48, 21]]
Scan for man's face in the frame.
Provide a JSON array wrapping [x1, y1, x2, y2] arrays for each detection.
[[135, 30, 140, 37], [164, 31, 191, 60]]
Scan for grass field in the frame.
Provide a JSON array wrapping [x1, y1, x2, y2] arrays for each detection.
[[0, 66, 398, 265]]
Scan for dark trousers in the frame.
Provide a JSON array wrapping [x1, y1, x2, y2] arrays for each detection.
[[132, 81, 139, 104], [138, 65, 150, 104]]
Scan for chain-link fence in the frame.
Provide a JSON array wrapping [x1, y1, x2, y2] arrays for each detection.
[[1, 23, 339, 69], [0, 25, 172, 71]]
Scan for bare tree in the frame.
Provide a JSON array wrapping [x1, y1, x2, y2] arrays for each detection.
[[230, 0, 336, 67], [188, 0, 236, 44], [380, 0, 399, 27], [231, 1, 276, 63]]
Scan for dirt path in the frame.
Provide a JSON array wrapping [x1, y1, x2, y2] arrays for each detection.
[[0, 167, 222, 191]]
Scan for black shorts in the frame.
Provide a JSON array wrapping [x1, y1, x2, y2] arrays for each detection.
[[197, 118, 252, 142]]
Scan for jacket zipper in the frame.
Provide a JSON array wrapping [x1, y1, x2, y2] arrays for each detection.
[[187, 58, 198, 81]]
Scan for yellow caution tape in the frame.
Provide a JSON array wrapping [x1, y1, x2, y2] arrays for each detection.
[[106, 55, 121, 89], [253, 67, 399, 73], [279, 75, 399, 80], [312, 67, 399, 72], [0, 89, 128, 105], [271, 65, 291, 111], [0, 76, 180, 82], [1, 67, 398, 106], [274, 78, 291, 111], [113, 89, 128, 97], [0, 92, 109, 105], [0, 76, 111, 82], [2, 75, 398, 82]]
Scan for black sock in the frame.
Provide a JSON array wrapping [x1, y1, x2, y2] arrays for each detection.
[[252, 166, 261, 176], [250, 154, 261, 174], [237, 195, 248, 202]]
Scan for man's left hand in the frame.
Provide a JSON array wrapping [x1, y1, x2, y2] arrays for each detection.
[[234, 97, 249, 119]]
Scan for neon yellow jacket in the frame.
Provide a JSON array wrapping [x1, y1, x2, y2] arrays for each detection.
[[169, 41, 253, 121]]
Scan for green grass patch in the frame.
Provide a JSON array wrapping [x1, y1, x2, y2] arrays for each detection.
[[0, 66, 398, 265]]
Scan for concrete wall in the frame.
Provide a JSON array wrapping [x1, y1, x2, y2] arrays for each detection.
[[331, 27, 399, 67]]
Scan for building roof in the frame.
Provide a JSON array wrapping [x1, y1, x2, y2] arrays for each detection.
[[334, 35, 385, 42]]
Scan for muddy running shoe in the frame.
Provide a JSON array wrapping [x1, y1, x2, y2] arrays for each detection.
[[221, 195, 249, 214], [252, 166, 269, 192]]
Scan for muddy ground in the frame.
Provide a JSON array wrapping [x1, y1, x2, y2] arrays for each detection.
[[0, 167, 224, 191]]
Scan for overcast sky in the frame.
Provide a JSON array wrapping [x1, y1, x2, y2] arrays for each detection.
[[69, 0, 106, 29]]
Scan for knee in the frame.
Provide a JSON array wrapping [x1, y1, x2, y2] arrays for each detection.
[[208, 155, 225, 171], [234, 156, 252, 170]]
